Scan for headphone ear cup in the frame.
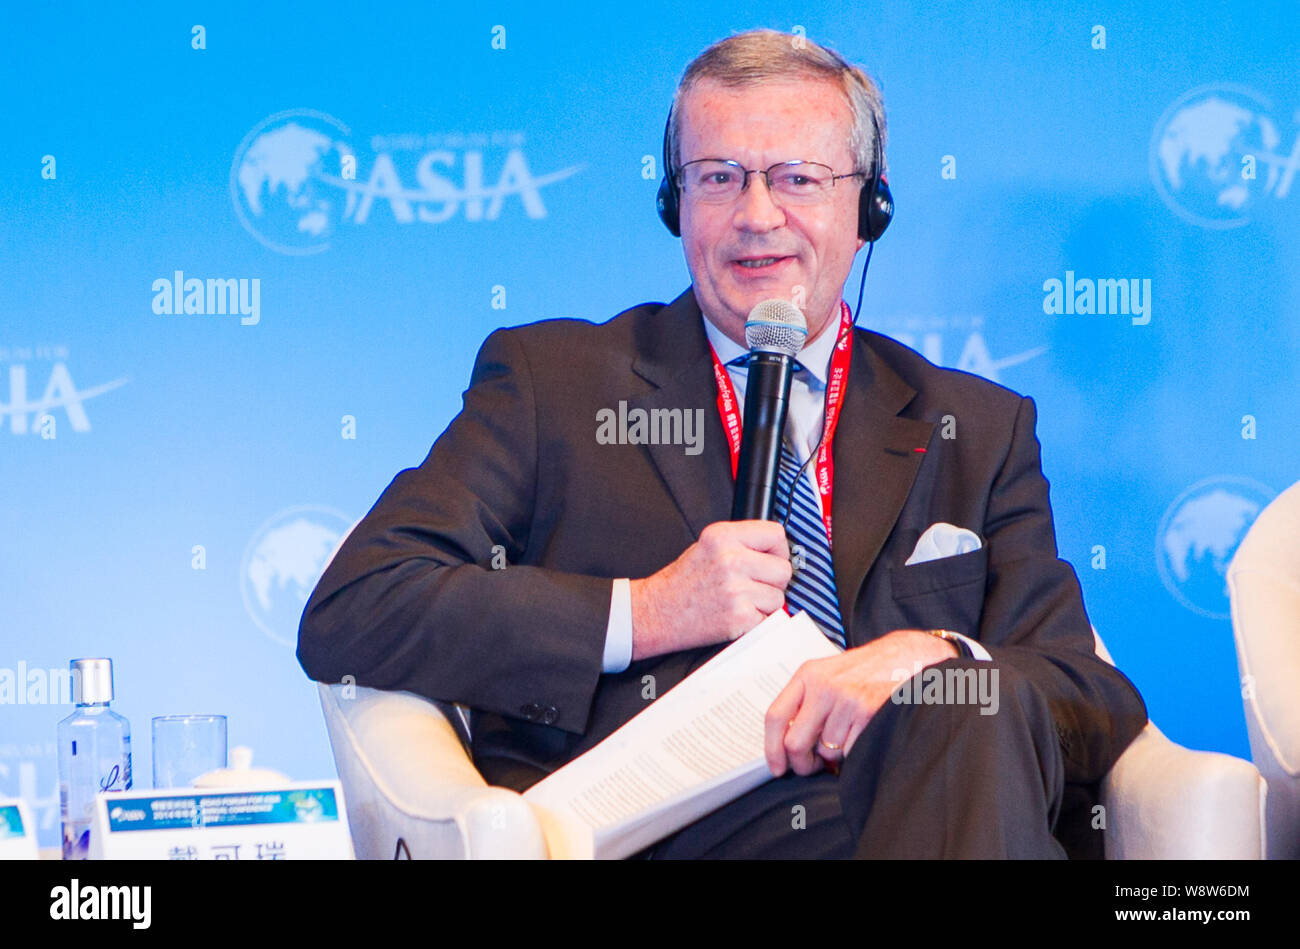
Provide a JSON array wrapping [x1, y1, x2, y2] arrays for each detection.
[[657, 175, 681, 237], [858, 174, 893, 243]]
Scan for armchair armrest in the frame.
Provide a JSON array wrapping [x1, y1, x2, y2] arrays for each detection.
[[317, 682, 548, 859], [1101, 720, 1266, 859], [1092, 627, 1266, 859]]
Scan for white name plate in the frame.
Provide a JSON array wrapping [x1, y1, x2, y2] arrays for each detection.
[[0, 798, 39, 860], [89, 782, 354, 860]]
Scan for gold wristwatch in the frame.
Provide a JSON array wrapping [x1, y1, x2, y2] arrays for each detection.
[[924, 628, 973, 659]]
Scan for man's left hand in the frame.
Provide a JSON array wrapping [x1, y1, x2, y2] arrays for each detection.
[[764, 629, 961, 777]]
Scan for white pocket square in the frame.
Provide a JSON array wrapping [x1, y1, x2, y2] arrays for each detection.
[[905, 522, 982, 566]]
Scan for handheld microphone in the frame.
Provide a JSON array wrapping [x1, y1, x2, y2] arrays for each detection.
[[730, 299, 807, 521]]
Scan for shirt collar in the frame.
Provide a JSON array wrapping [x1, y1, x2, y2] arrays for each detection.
[[700, 304, 843, 390]]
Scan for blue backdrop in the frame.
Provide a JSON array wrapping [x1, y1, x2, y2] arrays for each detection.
[[3, 1, 1297, 849]]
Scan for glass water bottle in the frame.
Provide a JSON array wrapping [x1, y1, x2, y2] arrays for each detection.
[[57, 658, 132, 859]]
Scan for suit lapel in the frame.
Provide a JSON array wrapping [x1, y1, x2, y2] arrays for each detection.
[[627, 291, 935, 643], [830, 333, 935, 644], [628, 288, 733, 539]]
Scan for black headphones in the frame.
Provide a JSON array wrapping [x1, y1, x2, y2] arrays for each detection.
[[655, 99, 893, 243]]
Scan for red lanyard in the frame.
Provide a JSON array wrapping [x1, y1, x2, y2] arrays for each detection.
[[708, 301, 853, 547]]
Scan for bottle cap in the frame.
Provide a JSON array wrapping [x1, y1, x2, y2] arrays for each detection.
[[70, 658, 114, 705]]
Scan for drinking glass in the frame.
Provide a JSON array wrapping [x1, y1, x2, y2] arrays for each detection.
[[151, 715, 227, 788]]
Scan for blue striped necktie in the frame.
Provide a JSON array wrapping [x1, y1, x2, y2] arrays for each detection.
[[775, 441, 847, 648]]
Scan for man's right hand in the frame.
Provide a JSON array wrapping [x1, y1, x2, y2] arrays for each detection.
[[628, 520, 793, 661]]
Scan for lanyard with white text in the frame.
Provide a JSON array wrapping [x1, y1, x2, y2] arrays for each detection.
[[708, 300, 853, 547]]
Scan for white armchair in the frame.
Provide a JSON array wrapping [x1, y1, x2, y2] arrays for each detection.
[[316, 683, 547, 859], [1229, 478, 1300, 860], [1093, 634, 1266, 859], [316, 630, 1266, 859]]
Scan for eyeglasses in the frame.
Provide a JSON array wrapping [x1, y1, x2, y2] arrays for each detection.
[[675, 159, 864, 205]]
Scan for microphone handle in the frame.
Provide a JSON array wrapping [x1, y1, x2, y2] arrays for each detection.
[[731, 351, 795, 521]]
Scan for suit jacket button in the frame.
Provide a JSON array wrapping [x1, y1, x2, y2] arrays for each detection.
[[541, 707, 559, 725], [519, 703, 540, 720]]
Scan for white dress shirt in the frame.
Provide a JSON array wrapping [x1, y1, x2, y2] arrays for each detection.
[[600, 311, 988, 671]]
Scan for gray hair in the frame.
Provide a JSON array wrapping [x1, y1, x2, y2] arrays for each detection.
[[666, 29, 886, 183]]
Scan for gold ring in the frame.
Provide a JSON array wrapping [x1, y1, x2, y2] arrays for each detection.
[[819, 738, 842, 751]]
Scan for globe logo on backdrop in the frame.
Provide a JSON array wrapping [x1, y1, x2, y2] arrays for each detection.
[[1150, 85, 1288, 229], [232, 109, 582, 255], [241, 506, 355, 647], [231, 109, 356, 255], [1155, 477, 1274, 620]]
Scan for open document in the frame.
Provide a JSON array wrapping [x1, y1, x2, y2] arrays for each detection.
[[522, 610, 843, 859]]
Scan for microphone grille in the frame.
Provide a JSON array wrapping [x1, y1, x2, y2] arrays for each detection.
[[745, 299, 808, 357]]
